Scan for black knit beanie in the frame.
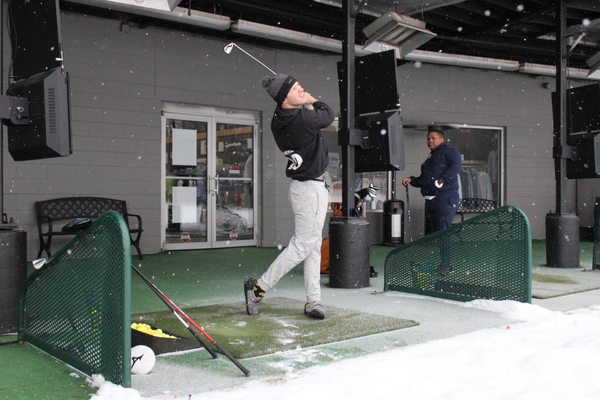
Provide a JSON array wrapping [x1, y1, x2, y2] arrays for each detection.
[[262, 74, 297, 104]]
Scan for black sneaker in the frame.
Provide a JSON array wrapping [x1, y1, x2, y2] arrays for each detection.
[[304, 301, 326, 319], [244, 276, 264, 315]]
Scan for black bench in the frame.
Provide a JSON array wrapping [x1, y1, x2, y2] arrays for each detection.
[[456, 198, 497, 222], [36, 197, 143, 259]]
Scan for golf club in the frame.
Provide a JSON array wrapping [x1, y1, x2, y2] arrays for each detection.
[[131, 265, 218, 360], [223, 42, 277, 75], [406, 185, 413, 242], [132, 265, 251, 377], [33, 258, 47, 269]]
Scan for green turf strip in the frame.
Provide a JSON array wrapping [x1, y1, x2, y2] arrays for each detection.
[[0, 339, 95, 399], [132, 297, 418, 359]]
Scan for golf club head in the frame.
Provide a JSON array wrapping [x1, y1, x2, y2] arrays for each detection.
[[222, 42, 277, 75], [33, 258, 47, 270], [223, 43, 235, 54]]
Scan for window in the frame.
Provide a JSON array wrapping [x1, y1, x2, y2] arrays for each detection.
[[444, 126, 504, 206], [322, 127, 390, 214]]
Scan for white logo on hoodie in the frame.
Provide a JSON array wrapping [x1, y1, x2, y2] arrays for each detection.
[[285, 152, 303, 170]]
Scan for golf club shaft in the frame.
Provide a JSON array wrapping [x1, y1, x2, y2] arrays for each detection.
[[131, 265, 251, 377], [132, 266, 218, 359], [226, 43, 276, 75]]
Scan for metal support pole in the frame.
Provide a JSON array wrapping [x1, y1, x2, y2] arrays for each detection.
[[555, 0, 568, 213], [328, 0, 370, 288], [339, 0, 356, 217], [546, 0, 579, 268]]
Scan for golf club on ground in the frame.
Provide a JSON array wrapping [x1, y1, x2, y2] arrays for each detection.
[[131, 265, 218, 359], [132, 265, 251, 377], [223, 42, 277, 75]]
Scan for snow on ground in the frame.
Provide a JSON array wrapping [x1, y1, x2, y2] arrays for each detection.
[[91, 300, 600, 400]]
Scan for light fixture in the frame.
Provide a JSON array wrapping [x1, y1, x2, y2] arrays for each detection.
[[404, 50, 520, 71], [362, 12, 436, 58], [231, 20, 343, 53], [587, 51, 600, 77], [105, 0, 181, 12], [519, 63, 600, 81], [518, 63, 555, 76], [312, 0, 382, 17], [68, 0, 231, 30]]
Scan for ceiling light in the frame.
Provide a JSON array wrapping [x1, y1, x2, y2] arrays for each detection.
[[106, 0, 180, 12], [404, 50, 520, 71], [587, 51, 600, 76], [519, 63, 600, 81], [231, 20, 343, 53], [518, 63, 555, 76], [362, 12, 436, 58], [68, 0, 231, 30]]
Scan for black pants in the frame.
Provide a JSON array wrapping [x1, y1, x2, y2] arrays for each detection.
[[426, 191, 459, 272], [425, 191, 459, 232]]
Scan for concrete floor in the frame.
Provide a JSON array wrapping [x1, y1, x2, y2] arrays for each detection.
[[5, 243, 599, 399], [131, 263, 600, 399]]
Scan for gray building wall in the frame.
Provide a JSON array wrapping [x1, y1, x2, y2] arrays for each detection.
[[1, 9, 583, 260], [395, 63, 577, 240]]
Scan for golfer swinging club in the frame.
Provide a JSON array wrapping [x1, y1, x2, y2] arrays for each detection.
[[245, 73, 334, 319]]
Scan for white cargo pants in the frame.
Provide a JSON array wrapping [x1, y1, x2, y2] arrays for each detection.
[[258, 179, 329, 303]]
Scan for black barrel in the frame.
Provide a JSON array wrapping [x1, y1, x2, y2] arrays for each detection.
[[0, 229, 27, 334], [545, 213, 579, 268], [328, 216, 370, 288]]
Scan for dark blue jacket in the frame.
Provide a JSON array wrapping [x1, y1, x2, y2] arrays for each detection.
[[410, 142, 462, 197]]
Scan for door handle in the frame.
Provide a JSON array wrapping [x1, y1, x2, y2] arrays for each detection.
[[211, 175, 219, 196]]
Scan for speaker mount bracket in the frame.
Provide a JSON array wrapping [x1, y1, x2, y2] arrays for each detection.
[[0, 95, 29, 126], [339, 128, 370, 149]]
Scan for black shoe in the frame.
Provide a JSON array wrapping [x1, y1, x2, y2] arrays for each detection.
[[244, 276, 264, 315], [304, 301, 326, 319], [370, 266, 378, 278]]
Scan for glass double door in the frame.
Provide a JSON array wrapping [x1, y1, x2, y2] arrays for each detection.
[[162, 112, 256, 250]]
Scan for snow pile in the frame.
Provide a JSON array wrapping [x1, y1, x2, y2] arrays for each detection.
[[89, 375, 141, 400]]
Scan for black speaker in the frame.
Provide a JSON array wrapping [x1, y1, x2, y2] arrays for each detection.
[[566, 134, 600, 179], [552, 83, 600, 135], [355, 110, 404, 172], [7, 67, 71, 161]]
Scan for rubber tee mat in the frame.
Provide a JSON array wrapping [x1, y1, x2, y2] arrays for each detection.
[[132, 297, 418, 359]]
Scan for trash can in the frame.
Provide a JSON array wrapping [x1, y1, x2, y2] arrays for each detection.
[[328, 216, 370, 288], [382, 199, 403, 246], [545, 212, 579, 268], [0, 229, 27, 334]]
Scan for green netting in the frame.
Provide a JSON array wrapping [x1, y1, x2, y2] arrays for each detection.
[[19, 211, 132, 386], [385, 205, 532, 303]]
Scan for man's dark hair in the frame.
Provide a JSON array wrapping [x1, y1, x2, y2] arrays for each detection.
[[428, 127, 444, 136]]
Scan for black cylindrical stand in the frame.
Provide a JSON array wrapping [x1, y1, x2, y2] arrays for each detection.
[[545, 213, 579, 268], [328, 216, 370, 288], [383, 199, 404, 246], [0, 229, 27, 334]]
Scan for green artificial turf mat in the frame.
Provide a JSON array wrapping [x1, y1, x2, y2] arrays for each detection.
[[0, 340, 96, 399], [532, 273, 577, 284], [132, 297, 418, 359]]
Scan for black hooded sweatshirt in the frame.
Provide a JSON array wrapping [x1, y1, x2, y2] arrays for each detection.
[[271, 101, 335, 181]]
